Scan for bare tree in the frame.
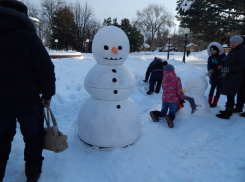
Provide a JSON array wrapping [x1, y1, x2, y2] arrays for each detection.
[[41, 0, 65, 28], [72, 2, 101, 52], [133, 3, 174, 49], [20, 0, 39, 18]]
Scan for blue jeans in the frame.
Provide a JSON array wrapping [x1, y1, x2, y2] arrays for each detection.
[[160, 102, 178, 117], [0, 98, 44, 166]]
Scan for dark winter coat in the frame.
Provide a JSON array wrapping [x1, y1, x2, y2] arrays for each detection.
[[0, 7, 55, 107], [219, 44, 245, 96], [144, 57, 167, 81], [207, 53, 227, 86]]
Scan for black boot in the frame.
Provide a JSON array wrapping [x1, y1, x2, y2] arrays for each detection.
[[150, 111, 160, 122], [217, 106, 232, 119], [26, 157, 44, 182], [146, 91, 153, 95], [165, 114, 174, 128], [233, 107, 243, 113], [239, 112, 245, 117], [219, 110, 233, 116], [0, 161, 7, 182]]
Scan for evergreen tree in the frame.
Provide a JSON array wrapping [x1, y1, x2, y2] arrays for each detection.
[[103, 17, 112, 26], [102, 17, 144, 52], [112, 18, 120, 27], [176, 0, 245, 44], [120, 18, 144, 52], [50, 6, 78, 51]]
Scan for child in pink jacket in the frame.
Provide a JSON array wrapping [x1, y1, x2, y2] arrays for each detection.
[[150, 64, 185, 128]]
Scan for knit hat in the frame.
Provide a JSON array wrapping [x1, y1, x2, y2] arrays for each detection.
[[164, 64, 174, 71], [0, 0, 28, 15], [210, 45, 219, 52], [230, 35, 243, 44]]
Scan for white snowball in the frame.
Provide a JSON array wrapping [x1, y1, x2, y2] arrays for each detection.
[[184, 72, 209, 115], [77, 97, 141, 147], [92, 26, 130, 65], [84, 64, 135, 100], [176, 103, 192, 119]]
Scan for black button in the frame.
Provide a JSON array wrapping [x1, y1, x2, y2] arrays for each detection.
[[114, 90, 118, 94], [112, 78, 117, 82], [112, 69, 117, 73], [117, 105, 121, 109]]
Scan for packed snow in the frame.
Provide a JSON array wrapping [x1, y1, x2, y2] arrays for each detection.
[[4, 51, 245, 182]]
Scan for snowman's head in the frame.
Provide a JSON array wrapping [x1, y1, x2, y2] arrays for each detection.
[[92, 26, 129, 65]]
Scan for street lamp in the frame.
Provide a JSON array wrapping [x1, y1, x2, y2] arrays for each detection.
[[55, 39, 58, 51], [182, 28, 190, 63], [167, 34, 172, 59], [86, 39, 89, 53]]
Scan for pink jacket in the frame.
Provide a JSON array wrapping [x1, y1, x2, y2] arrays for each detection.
[[162, 71, 185, 104]]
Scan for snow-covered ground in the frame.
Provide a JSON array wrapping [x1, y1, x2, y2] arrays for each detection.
[[4, 51, 245, 182]]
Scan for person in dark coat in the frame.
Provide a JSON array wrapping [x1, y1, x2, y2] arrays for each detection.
[[0, 1, 56, 181], [207, 42, 227, 107], [143, 57, 168, 82], [186, 49, 190, 57], [234, 70, 245, 117], [144, 57, 168, 95], [216, 35, 245, 119]]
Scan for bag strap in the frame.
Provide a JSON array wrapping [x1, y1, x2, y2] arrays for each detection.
[[43, 107, 58, 128]]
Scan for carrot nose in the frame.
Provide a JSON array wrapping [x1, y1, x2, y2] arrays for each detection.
[[111, 47, 118, 55]]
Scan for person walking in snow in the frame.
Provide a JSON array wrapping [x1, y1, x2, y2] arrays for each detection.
[[207, 42, 227, 107], [0, 1, 55, 181], [150, 64, 185, 128], [143, 57, 168, 95], [216, 35, 245, 119]]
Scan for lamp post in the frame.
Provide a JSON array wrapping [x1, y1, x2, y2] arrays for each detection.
[[55, 39, 58, 51], [167, 34, 172, 59], [182, 28, 190, 63], [86, 39, 89, 53]]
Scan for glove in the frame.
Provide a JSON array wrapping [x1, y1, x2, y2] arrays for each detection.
[[143, 80, 147, 82], [221, 67, 229, 74], [180, 100, 185, 107]]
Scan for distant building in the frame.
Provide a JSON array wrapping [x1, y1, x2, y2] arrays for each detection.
[[223, 44, 231, 53], [141, 43, 150, 51], [186, 43, 198, 52], [29, 17, 40, 37]]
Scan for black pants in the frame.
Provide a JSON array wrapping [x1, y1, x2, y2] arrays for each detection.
[[149, 71, 164, 93], [226, 95, 235, 108], [0, 98, 44, 179], [209, 85, 220, 97], [235, 77, 245, 110]]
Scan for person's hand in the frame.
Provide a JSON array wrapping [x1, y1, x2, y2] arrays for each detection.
[[180, 100, 185, 107], [42, 99, 51, 108], [221, 67, 229, 74], [218, 65, 223, 70], [143, 80, 147, 82]]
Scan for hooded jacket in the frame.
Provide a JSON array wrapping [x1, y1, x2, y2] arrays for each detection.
[[207, 42, 227, 86], [0, 6, 55, 107], [162, 71, 185, 104]]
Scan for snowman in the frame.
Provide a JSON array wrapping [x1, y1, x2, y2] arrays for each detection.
[[77, 26, 141, 148], [184, 71, 209, 115]]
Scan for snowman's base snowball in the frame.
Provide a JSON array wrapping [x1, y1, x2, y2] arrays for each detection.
[[77, 97, 141, 148], [175, 103, 192, 119]]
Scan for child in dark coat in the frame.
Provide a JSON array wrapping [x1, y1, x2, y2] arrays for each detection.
[[207, 42, 227, 107], [144, 57, 168, 95]]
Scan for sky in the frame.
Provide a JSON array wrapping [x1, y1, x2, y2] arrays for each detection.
[[26, 0, 180, 26]]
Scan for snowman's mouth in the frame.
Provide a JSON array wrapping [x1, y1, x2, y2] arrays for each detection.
[[104, 57, 123, 60]]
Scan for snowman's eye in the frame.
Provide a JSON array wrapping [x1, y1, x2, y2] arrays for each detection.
[[104, 45, 109, 50], [118, 46, 122, 50]]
